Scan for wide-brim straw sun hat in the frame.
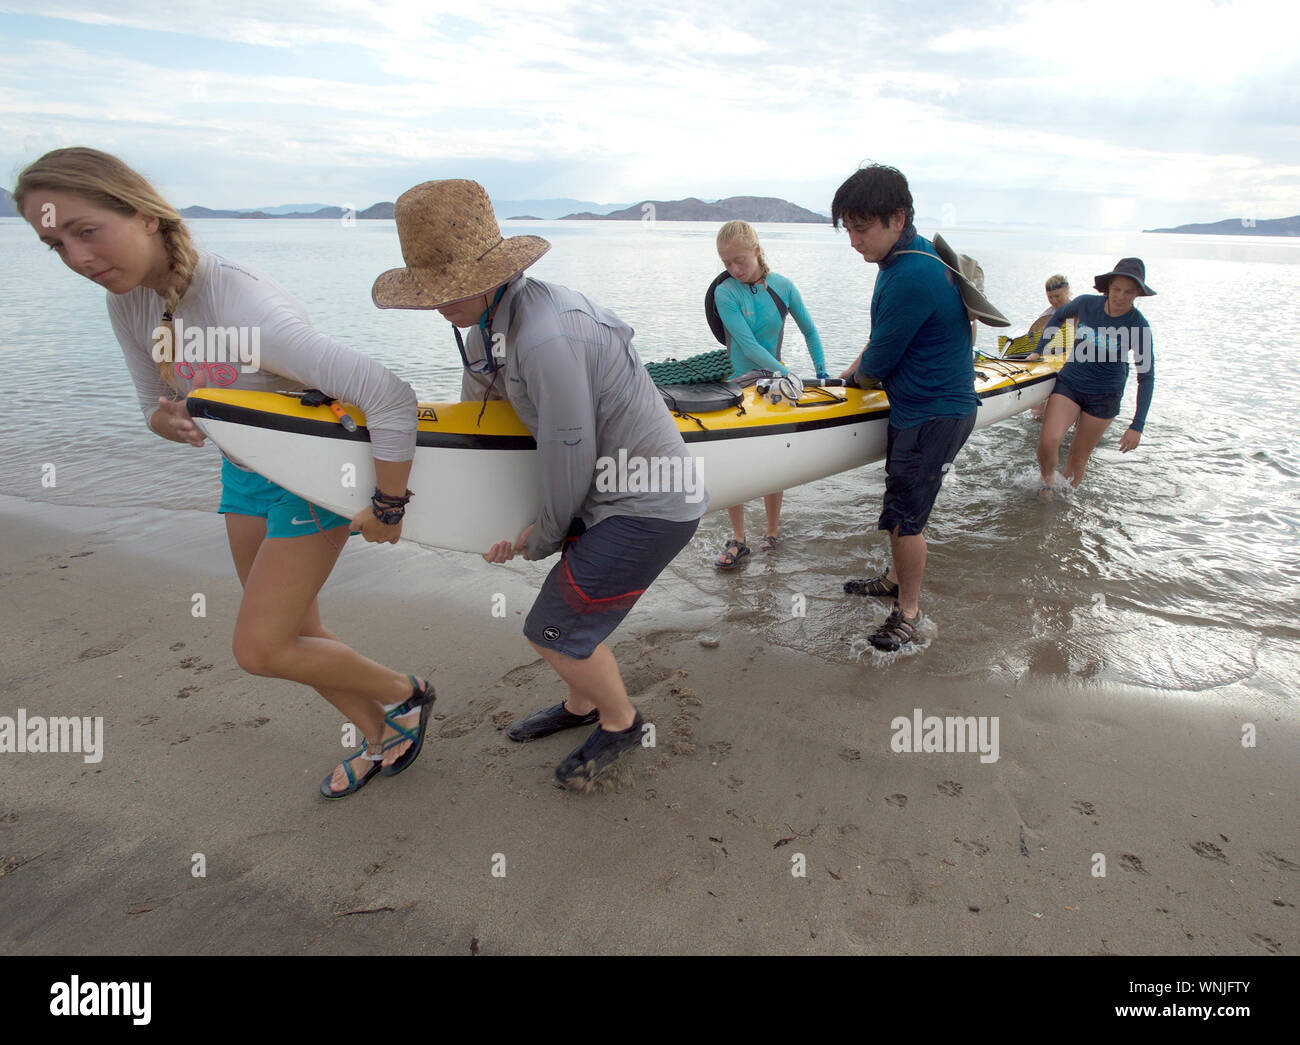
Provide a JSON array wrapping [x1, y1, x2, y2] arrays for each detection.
[[1093, 257, 1155, 296], [372, 180, 550, 310]]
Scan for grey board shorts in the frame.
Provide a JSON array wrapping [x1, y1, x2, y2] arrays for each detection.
[[524, 515, 700, 659]]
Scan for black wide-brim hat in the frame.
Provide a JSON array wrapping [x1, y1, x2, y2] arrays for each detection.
[[1094, 258, 1155, 296]]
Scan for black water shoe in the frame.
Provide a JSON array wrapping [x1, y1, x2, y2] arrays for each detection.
[[554, 712, 645, 785], [507, 702, 599, 742]]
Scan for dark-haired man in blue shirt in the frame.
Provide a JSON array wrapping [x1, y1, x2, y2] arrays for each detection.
[[835, 164, 979, 652]]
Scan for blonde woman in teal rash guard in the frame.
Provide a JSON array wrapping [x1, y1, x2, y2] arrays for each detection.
[[712, 220, 828, 569]]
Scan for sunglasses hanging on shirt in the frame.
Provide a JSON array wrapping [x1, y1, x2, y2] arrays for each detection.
[[451, 285, 509, 374]]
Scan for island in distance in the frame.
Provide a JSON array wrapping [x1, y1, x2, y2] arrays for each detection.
[[1146, 214, 1299, 236], [562, 196, 828, 223], [164, 196, 828, 224]]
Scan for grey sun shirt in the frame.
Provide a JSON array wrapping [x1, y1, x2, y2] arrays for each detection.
[[459, 275, 707, 560]]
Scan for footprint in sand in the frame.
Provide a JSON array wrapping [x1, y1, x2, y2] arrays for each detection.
[[937, 780, 963, 797], [1120, 854, 1148, 874], [885, 794, 908, 808], [1072, 799, 1096, 816], [839, 748, 861, 762], [499, 660, 547, 687], [957, 838, 990, 856], [438, 697, 501, 739], [1191, 841, 1227, 863], [78, 638, 126, 660], [1247, 932, 1282, 954], [1261, 851, 1300, 871]]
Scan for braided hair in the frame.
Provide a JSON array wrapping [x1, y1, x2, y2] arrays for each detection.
[[14, 147, 199, 388]]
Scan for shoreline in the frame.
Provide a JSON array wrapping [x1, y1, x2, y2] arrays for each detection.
[[0, 495, 1295, 955]]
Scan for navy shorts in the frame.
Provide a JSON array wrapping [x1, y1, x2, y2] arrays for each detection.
[[524, 515, 700, 659], [1051, 377, 1121, 420], [878, 410, 977, 537]]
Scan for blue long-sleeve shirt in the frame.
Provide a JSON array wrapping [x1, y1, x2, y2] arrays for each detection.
[[856, 227, 980, 430], [1035, 294, 1154, 431], [715, 271, 826, 377]]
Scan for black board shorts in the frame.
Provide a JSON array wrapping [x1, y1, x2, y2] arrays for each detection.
[[1051, 376, 1122, 420], [878, 410, 977, 537], [524, 515, 700, 659]]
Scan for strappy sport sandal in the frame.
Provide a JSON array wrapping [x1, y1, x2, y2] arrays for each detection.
[[320, 740, 384, 799], [717, 539, 750, 570], [759, 534, 780, 553], [868, 604, 923, 652], [843, 573, 900, 598], [380, 676, 436, 778]]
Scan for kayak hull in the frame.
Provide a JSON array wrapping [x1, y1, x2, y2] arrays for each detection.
[[187, 357, 1062, 554]]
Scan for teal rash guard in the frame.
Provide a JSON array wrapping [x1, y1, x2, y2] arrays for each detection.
[[714, 272, 826, 377]]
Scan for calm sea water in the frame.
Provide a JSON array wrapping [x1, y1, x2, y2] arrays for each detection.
[[2, 217, 1298, 699]]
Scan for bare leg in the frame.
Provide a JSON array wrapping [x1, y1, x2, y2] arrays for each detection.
[[717, 504, 748, 564], [224, 516, 423, 791], [890, 529, 927, 618], [533, 640, 635, 732], [1037, 393, 1083, 486], [1063, 412, 1115, 487], [762, 491, 783, 540]]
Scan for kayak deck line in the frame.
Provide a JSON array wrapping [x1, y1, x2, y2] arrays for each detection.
[[186, 356, 1063, 449]]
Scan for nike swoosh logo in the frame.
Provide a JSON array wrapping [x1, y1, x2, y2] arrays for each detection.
[[290, 517, 315, 526]]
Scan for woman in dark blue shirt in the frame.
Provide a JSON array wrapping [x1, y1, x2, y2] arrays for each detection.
[[1036, 258, 1155, 490]]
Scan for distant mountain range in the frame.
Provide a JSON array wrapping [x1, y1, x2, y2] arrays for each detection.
[[562, 196, 828, 223], [179, 202, 396, 219], [179, 197, 627, 220], [495, 198, 627, 219], [2, 188, 826, 223], [174, 195, 829, 223], [1146, 215, 1299, 236]]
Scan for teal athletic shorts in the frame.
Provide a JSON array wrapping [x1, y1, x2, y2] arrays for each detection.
[[218, 457, 353, 539]]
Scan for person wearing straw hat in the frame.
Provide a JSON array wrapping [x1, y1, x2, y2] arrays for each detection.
[[1033, 258, 1155, 492], [373, 179, 706, 786], [831, 163, 985, 653]]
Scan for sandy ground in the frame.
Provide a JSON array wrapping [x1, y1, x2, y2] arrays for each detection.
[[0, 495, 1295, 955]]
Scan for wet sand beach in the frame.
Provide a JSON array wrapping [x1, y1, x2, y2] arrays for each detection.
[[1, 495, 1295, 955]]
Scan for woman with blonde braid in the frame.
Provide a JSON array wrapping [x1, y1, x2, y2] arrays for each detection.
[[15, 147, 433, 800]]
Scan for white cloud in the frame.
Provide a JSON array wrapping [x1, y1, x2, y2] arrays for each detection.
[[2, 0, 1296, 223]]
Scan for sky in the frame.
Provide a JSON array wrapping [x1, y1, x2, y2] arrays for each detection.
[[2, 0, 1296, 228]]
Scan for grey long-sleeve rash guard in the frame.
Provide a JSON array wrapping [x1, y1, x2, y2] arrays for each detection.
[[109, 250, 417, 462], [460, 276, 707, 560]]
